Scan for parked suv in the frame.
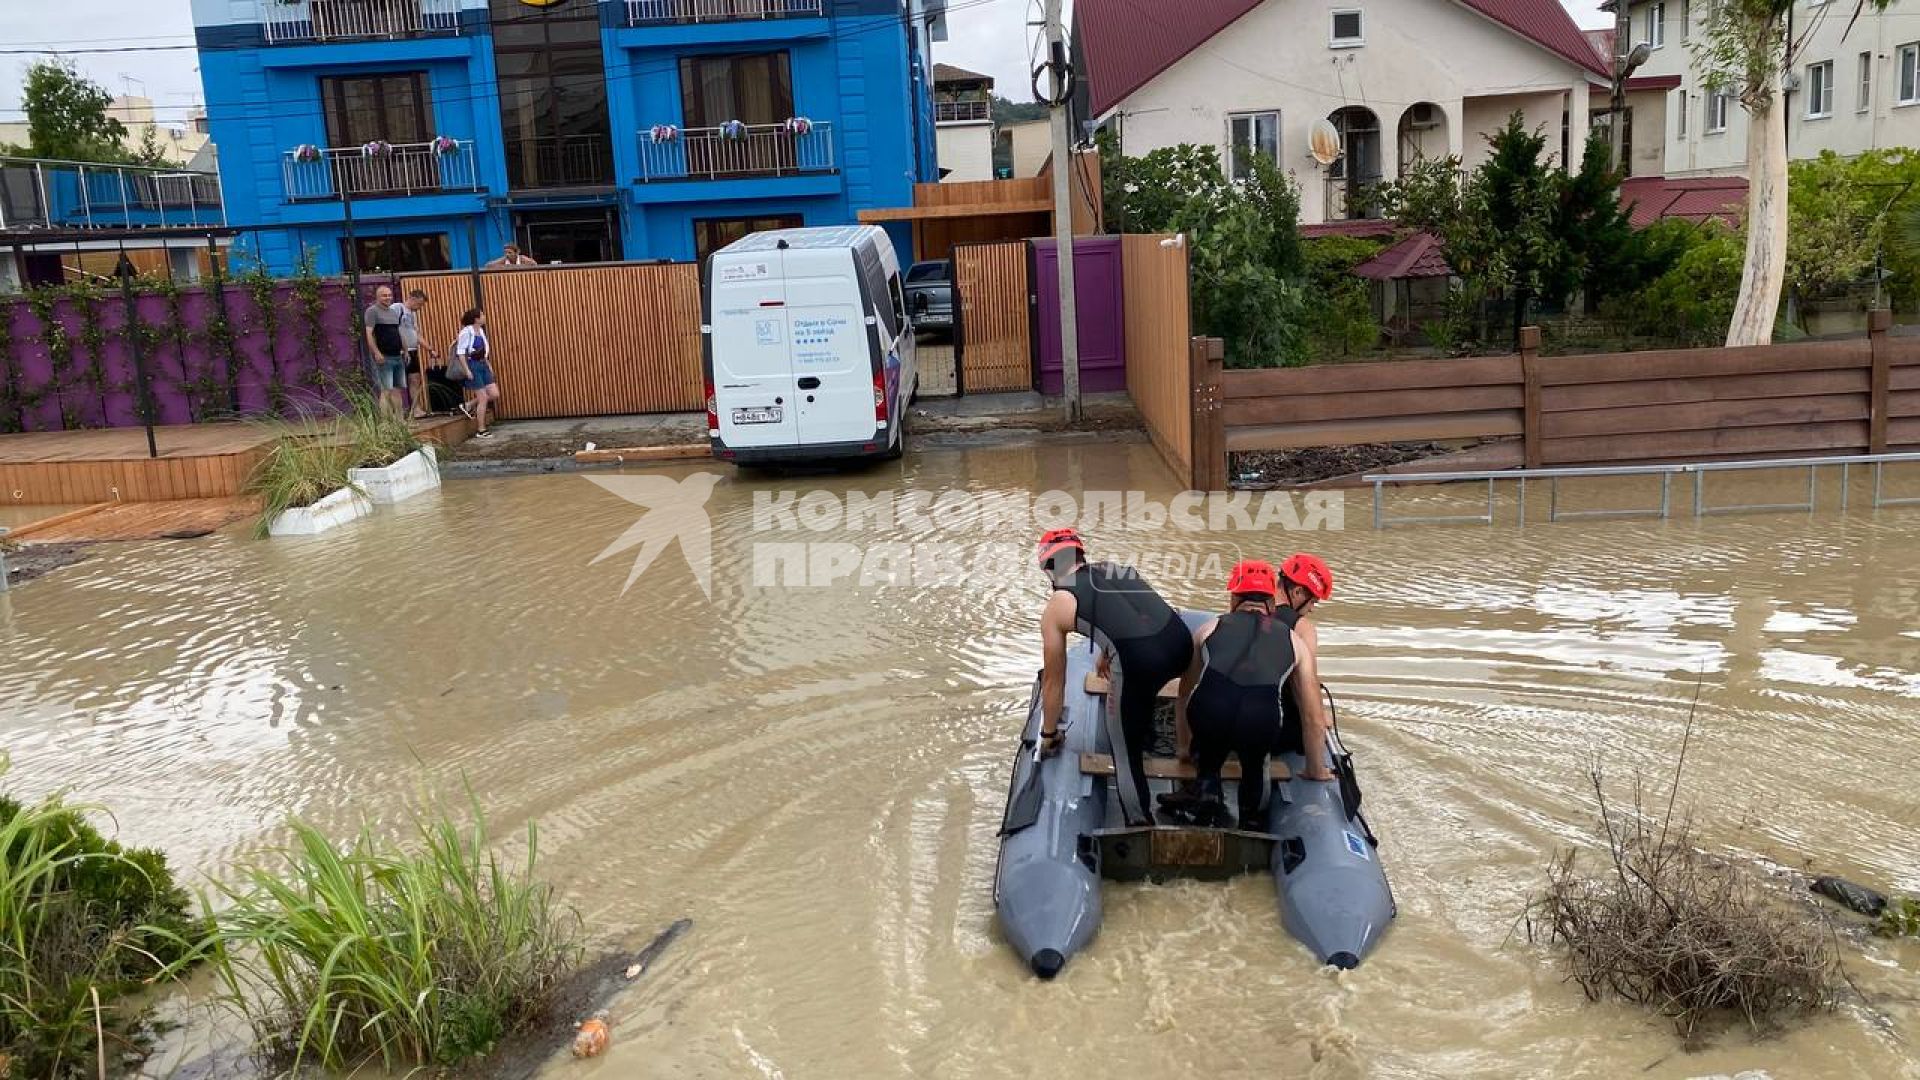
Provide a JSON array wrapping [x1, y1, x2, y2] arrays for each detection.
[[904, 259, 954, 335]]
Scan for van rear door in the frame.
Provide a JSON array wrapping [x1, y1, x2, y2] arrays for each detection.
[[709, 252, 800, 449], [783, 248, 880, 447]]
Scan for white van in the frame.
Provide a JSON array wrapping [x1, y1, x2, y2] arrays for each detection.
[[703, 225, 918, 464]]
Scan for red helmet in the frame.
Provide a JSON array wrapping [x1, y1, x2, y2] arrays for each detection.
[[1279, 553, 1334, 601], [1226, 559, 1279, 598], [1035, 527, 1085, 566]]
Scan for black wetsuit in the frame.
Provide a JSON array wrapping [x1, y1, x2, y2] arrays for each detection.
[[1187, 606, 1299, 825], [1057, 562, 1192, 825]]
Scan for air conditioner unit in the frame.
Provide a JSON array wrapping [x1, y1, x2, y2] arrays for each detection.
[[1408, 102, 1439, 129]]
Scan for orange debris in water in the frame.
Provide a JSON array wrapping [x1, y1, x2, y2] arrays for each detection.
[[571, 1010, 613, 1058]]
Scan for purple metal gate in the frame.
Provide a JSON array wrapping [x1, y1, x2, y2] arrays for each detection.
[[1033, 236, 1127, 396]]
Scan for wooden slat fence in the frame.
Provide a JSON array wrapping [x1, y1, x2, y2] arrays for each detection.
[[400, 262, 704, 420], [954, 241, 1034, 394], [1119, 234, 1202, 486], [1210, 312, 1920, 473]]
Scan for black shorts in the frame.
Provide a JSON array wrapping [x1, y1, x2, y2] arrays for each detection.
[[405, 349, 422, 375]]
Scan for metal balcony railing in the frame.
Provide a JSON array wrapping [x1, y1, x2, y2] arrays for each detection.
[[1324, 175, 1385, 221], [0, 158, 224, 231], [935, 100, 991, 123], [261, 0, 464, 44], [625, 0, 823, 24], [638, 123, 835, 181], [505, 134, 614, 191], [282, 140, 480, 201]]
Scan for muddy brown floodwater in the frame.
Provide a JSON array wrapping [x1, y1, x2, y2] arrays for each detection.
[[3, 442, 1919, 1079]]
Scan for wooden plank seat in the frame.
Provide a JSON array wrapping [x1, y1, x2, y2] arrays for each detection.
[[1079, 752, 1290, 782], [1083, 673, 1180, 698]]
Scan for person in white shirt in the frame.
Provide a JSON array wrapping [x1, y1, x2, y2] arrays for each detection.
[[398, 289, 438, 420], [452, 307, 498, 439]]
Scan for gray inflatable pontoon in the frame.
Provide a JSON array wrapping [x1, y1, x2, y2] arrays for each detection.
[[993, 612, 1395, 979]]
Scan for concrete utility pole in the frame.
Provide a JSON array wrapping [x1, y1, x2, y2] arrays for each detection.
[[1610, 0, 1631, 172], [1042, 0, 1080, 424]]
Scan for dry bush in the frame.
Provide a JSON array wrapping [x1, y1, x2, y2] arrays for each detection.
[[1528, 770, 1841, 1040]]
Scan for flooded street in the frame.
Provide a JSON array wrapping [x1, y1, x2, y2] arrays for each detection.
[[3, 440, 1919, 1078]]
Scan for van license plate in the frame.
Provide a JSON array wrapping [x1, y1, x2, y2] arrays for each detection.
[[732, 407, 783, 425]]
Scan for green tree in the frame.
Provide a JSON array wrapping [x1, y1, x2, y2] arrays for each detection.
[[13, 60, 130, 163], [1785, 152, 1884, 304], [1554, 134, 1636, 310], [1380, 113, 1565, 348]]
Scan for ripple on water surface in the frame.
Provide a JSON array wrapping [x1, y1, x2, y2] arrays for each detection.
[[3, 446, 1920, 1078]]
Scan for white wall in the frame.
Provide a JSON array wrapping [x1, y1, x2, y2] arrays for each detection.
[[1006, 120, 1051, 177], [937, 123, 995, 181], [1108, 0, 1599, 222], [1633, 0, 1920, 177]]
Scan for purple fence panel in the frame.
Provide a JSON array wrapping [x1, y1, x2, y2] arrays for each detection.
[[0, 276, 378, 433], [91, 297, 146, 429], [1033, 236, 1128, 397]]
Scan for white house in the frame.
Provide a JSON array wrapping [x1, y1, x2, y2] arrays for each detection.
[[1074, 0, 1612, 224], [934, 63, 997, 182], [1625, 0, 1920, 178]]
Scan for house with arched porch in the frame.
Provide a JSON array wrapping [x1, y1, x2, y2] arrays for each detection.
[[1073, 0, 1610, 224]]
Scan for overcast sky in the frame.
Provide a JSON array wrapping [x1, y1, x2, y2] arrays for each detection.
[[0, 0, 1609, 122]]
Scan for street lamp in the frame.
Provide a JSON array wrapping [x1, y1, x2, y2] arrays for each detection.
[[1610, 27, 1654, 173]]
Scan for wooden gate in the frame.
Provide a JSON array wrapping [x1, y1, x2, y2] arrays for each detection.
[[399, 262, 704, 420], [954, 241, 1033, 394]]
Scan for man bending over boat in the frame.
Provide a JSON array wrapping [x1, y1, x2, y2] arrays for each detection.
[[1171, 560, 1337, 829], [1037, 528, 1193, 826]]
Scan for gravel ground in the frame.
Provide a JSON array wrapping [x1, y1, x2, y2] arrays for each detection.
[[1, 542, 90, 588]]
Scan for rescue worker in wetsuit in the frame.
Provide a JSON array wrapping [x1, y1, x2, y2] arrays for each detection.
[[1171, 559, 1336, 829], [1037, 527, 1194, 826]]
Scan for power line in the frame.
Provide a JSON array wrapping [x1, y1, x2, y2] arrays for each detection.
[[0, 0, 1011, 127]]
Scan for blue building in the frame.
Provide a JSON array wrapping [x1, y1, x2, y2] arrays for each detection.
[[190, 0, 939, 274]]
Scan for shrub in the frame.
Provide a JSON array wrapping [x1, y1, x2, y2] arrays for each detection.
[[0, 766, 202, 1077], [204, 795, 580, 1072], [1528, 771, 1840, 1040], [1628, 225, 1747, 346]]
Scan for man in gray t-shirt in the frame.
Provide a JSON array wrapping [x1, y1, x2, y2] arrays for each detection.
[[363, 285, 407, 417]]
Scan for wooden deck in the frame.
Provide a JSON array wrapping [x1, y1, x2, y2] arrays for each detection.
[[0, 416, 470, 506], [6, 498, 258, 542]]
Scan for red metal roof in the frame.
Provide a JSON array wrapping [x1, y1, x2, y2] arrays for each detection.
[[1079, 0, 1609, 117], [1300, 219, 1401, 239], [1618, 175, 1748, 228], [1352, 231, 1452, 280]]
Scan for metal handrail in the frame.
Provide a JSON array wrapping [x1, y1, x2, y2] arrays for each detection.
[[1364, 451, 1920, 528]]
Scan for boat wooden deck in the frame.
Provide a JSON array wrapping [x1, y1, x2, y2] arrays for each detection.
[[0, 416, 470, 505]]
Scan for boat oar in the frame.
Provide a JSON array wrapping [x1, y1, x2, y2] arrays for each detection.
[[999, 737, 1048, 835]]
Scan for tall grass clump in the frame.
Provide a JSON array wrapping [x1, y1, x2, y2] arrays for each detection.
[[245, 383, 425, 537], [206, 796, 580, 1072], [0, 762, 202, 1077]]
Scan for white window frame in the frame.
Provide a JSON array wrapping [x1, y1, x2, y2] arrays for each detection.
[[1806, 60, 1834, 119], [1706, 91, 1729, 133], [1647, 2, 1666, 49], [1329, 9, 1364, 48], [1860, 51, 1873, 113], [1227, 110, 1282, 182], [1900, 43, 1920, 106], [1680, 0, 1690, 41], [1675, 88, 1688, 137]]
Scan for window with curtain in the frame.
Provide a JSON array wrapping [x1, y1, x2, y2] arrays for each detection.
[[679, 53, 795, 128], [321, 73, 431, 146], [695, 214, 803, 264]]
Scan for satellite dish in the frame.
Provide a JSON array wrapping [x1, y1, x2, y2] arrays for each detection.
[[1308, 118, 1343, 166]]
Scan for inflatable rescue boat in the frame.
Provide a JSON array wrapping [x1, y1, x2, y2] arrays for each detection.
[[993, 612, 1395, 978]]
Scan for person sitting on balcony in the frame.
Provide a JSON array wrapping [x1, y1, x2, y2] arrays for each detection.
[[486, 243, 537, 269], [362, 285, 407, 418]]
